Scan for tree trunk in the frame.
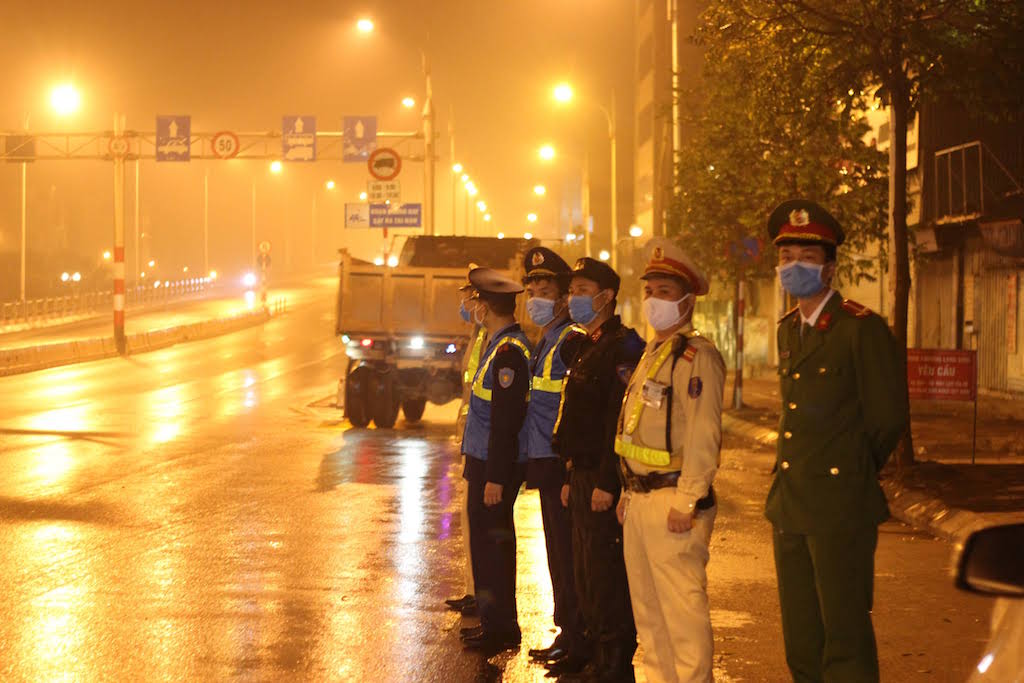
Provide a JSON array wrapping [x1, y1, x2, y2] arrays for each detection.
[[733, 278, 745, 410], [888, 71, 916, 469]]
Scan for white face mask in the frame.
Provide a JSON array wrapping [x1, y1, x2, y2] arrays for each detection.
[[643, 294, 692, 331]]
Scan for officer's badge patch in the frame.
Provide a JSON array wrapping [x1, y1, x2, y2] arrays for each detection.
[[532, 251, 545, 266], [575, 258, 586, 270], [789, 209, 810, 227], [653, 246, 664, 260], [498, 368, 515, 388], [616, 364, 634, 384], [688, 376, 703, 398]]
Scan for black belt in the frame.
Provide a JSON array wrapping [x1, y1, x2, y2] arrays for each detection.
[[621, 463, 716, 510]]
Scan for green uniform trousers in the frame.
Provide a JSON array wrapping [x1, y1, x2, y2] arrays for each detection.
[[772, 525, 880, 683]]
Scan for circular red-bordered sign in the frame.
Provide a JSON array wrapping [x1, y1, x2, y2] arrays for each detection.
[[367, 147, 402, 181], [108, 136, 129, 158], [211, 131, 241, 159]]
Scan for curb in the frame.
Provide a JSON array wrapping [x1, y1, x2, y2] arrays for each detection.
[[720, 410, 980, 544], [0, 306, 280, 378]]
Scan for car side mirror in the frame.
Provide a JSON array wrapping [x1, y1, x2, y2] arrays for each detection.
[[955, 523, 1024, 597]]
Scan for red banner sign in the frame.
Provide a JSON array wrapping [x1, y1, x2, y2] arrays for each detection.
[[906, 349, 977, 401]]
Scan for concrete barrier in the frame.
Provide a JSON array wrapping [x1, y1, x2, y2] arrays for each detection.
[[0, 302, 283, 378]]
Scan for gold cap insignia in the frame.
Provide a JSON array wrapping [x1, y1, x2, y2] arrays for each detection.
[[653, 246, 664, 260], [575, 259, 586, 269], [789, 209, 810, 227], [532, 252, 545, 266]]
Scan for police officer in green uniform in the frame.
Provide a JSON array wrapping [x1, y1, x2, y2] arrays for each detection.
[[459, 267, 532, 655], [765, 200, 909, 683]]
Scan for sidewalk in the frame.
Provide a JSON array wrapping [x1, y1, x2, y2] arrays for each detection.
[[723, 373, 1024, 542]]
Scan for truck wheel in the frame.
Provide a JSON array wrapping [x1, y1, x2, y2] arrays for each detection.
[[345, 366, 372, 428], [401, 399, 426, 423], [370, 371, 401, 429]]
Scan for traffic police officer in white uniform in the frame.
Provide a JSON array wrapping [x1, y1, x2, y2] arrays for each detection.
[[615, 238, 724, 683]]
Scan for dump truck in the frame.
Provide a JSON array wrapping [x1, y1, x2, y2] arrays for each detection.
[[335, 235, 535, 428]]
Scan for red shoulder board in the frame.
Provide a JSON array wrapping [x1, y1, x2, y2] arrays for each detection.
[[841, 299, 872, 318], [682, 346, 698, 363]]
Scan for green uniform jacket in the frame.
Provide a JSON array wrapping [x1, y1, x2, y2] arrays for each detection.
[[765, 292, 909, 535]]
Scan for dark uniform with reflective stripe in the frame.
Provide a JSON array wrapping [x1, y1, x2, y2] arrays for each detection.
[[553, 294, 645, 670], [766, 200, 909, 683]]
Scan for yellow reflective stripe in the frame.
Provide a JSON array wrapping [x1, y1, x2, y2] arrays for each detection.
[[471, 336, 531, 402], [622, 339, 677, 435], [463, 328, 487, 385], [532, 324, 582, 394], [614, 436, 671, 466]]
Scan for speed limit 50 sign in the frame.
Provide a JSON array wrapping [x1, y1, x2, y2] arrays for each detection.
[[211, 131, 241, 159]]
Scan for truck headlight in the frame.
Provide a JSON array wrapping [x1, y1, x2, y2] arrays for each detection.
[[410, 336, 425, 350]]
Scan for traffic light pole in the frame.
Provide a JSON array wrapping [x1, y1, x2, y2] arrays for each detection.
[[422, 51, 435, 236]]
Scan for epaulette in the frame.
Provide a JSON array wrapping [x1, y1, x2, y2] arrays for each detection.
[[841, 299, 872, 318], [682, 346, 698, 363], [779, 306, 799, 324]]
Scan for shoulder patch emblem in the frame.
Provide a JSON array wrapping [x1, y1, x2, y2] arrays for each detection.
[[616, 364, 634, 384], [841, 299, 872, 318], [682, 346, 698, 363], [688, 376, 703, 398], [498, 367, 515, 388]]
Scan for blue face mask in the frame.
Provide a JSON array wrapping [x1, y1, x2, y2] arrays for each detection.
[[568, 295, 599, 325], [778, 261, 825, 298], [459, 300, 473, 323], [526, 297, 557, 326]]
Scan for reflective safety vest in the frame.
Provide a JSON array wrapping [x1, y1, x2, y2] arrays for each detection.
[[614, 335, 695, 466], [462, 328, 531, 461], [525, 322, 582, 459], [460, 327, 488, 419]]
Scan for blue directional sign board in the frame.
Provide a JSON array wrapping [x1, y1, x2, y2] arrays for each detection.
[[343, 115, 377, 162], [370, 203, 422, 228], [156, 115, 191, 161], [282, 115, 316, 161]]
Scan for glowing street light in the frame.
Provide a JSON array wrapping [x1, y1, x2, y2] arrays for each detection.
[[325, 180, 336, 190], [538, 144, 556, 161], [527, 213, 538, 223], [357, 18, 374, 33], [524, 232, 533, 240], [461, 173, 470, 183], [359, 191, 368, 201], [483, 213, 492, 222], [50, 83, 81, 116], [269, 160, 283, 174], [60, 272, 70, 282], [466, 184, 479, 197], [599, 249, 611, 261], [476, 200, 487, 212], [629, 224, 644, 238], [402, 97, 416, 109], [497, 232, 505, 239], [102, 250, 112, 261], [148, 259, 156, 268], [71, 271, 81, 282], [553, 82, 574, 103], [533, 184, 546, 196], [452, 163, 464, 173]]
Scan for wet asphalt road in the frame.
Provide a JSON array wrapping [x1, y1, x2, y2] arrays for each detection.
[[0, 279, 996, 681]]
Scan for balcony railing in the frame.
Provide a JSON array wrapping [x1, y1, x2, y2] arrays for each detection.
[[934, 141, 1023, 225]]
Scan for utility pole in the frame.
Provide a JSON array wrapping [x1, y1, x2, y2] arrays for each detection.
[[203, 169, 209, 276], [422, 51, 435, 236], [449, 105, 456, 235], [608, 89, 618, 271], [112, 113, 127, 354], [20, 114, 28, 303], [135, 160, 141, 286]]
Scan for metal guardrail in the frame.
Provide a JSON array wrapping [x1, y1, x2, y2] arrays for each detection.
[[0, 278, 214, 329]]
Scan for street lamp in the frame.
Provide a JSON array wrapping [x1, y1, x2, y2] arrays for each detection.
[[476, 200, 487, 212], [50, 84, 81, 116], [357, 18, 374, 33], [359, 191, 368, 201], [325, 179, 336, 190], [527, 213, 538, 223], [269, 160, 283, 174], [599, 249, 611, 261], [483, 213, 492, 222], [629, 224, 644, 238], [402, 97, 416, 109], [452, 163, 463, 174], [551, 81, 619, 269], [533, 184, 546, 196], [538, 144, 556, 161]]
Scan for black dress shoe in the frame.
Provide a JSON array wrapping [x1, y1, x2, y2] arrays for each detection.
[[544, 653, 590, 678], [535, 646, 570, 663], [461, 602, 479, 617], [462, 630, 522, 655], [445, 594, 475, 611], [461, 625, 485, 639], [529, 634, 568, 660]]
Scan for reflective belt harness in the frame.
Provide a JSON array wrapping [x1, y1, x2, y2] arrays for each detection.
[[471, 336, 531, 402], [531, 324, 583, 394], [614, 336, 695, 466]]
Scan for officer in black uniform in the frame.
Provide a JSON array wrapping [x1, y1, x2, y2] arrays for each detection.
[[552, 257, 645, 682], [459, 267, 532, 656]]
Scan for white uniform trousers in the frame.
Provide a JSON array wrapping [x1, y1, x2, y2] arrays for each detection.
[[623, 487, 716, 683]]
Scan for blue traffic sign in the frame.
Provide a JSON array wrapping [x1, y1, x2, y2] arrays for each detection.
[[370, 203, 422, 228], [282, 116, 316, 161], [156, 115, 191, 162], [343, 116, 377, 162]]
